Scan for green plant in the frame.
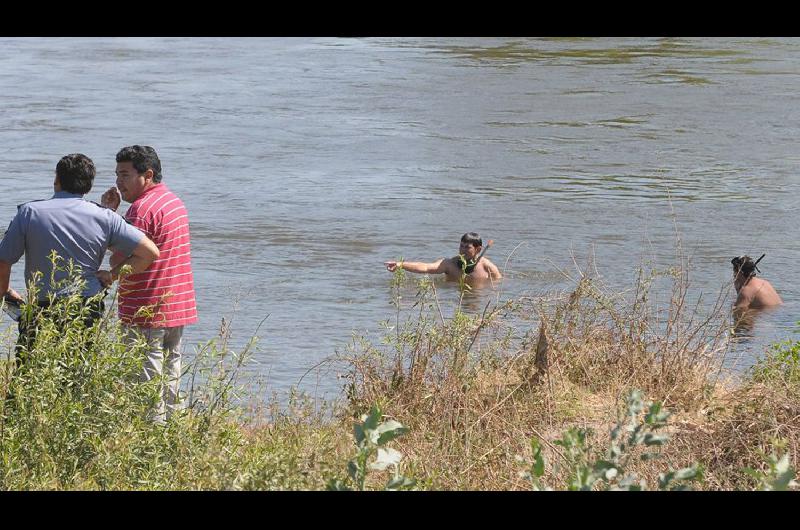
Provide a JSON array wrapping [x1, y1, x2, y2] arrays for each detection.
[[327, 405, 415, 491], [0, 257, 279, 490], [521, 437, 551, 491], [751, 327, 800, 385], [524, 389, 703, 491], [743, 441, 798, 491]]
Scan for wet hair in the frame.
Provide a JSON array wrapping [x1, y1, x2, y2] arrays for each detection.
[[56, 153, 95, 195], [115, 145, 163, 183], [731, 254, 764, 278], [460, 232, 482, 248]]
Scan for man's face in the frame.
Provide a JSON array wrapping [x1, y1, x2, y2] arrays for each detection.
[[115, 161, 152, 203], [459, 241, 481, 260]]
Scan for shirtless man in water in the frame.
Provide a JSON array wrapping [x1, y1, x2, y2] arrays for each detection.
[[732, 254, 782, 311], [384, 232, 502, 282]]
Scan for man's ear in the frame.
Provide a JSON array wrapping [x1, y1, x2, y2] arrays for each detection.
[[53, 174, 61, 191], [143, 169, 154, 182]]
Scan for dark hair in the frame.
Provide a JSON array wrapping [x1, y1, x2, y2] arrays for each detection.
[[731, 255, 759, 278], [56, 153, 95, 194], [115, 145, 163, 183], [461, 232, 482, 247]]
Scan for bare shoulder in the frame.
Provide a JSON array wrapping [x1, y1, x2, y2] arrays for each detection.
[[445, 256, 463, 272], [482, 257, 501, 271], [762, 278, 780, 293], [739, 282, 759, 298], [755, 278, 783, 302], [749, 278, 777, 295]]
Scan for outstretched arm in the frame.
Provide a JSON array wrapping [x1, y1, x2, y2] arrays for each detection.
[[385, 258, 450, 275]]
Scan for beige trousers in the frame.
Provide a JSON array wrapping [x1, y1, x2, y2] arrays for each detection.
[[123, 324, 184, 424]]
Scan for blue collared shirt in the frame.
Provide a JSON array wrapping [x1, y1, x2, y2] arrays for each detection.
[[0, 191, 144, 300]]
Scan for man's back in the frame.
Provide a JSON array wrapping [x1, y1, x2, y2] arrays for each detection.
[[737, 277, 783, 310], [0, 192, 143, 300]]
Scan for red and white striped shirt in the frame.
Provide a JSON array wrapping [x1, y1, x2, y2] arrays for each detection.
[[117, 183, 198, 328]]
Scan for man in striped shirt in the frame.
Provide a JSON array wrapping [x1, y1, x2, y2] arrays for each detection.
[[101, 145, 197, 423]]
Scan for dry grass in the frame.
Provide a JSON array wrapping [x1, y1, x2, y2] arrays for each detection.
[[335, 258, 798, 490], [3, 257, 796, 490]]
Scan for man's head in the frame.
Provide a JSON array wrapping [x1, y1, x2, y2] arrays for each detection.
[[459, 232, 483, 260], [55, 153, 95, 195], [731, 255, 759, 279], [115, 145, 162, 203], [731, 255, 761, 292]]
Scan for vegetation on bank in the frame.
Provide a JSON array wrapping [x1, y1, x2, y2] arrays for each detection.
[[0, 259, 797, 490]]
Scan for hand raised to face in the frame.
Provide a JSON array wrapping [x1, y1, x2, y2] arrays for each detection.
[[101, 187, 121, 212]]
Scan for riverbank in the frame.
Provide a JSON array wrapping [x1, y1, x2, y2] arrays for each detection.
[[1, 263, 797, 490]]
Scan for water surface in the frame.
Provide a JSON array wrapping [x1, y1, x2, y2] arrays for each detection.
[[1, 37, 798, 399]]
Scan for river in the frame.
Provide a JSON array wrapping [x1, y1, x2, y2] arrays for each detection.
[[1, 37, 798, 400]]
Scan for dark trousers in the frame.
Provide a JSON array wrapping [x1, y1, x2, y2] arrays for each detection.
[[4, 297, 105, 407], [14, 297, 105, 372]]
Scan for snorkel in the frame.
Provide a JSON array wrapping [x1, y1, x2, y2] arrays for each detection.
[[732, 253, 766, 277], [753, 253, 765, 273], [459, 239, 494, 274], [731, 253, 766, 291]]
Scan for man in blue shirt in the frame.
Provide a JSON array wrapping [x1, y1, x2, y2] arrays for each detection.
[[0, 153, 160, 363]]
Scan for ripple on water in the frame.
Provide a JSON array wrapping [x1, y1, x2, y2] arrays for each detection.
[[422, 40, 746, 67]]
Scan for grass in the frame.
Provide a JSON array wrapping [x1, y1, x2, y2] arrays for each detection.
[[0, 256, 797, 490]]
